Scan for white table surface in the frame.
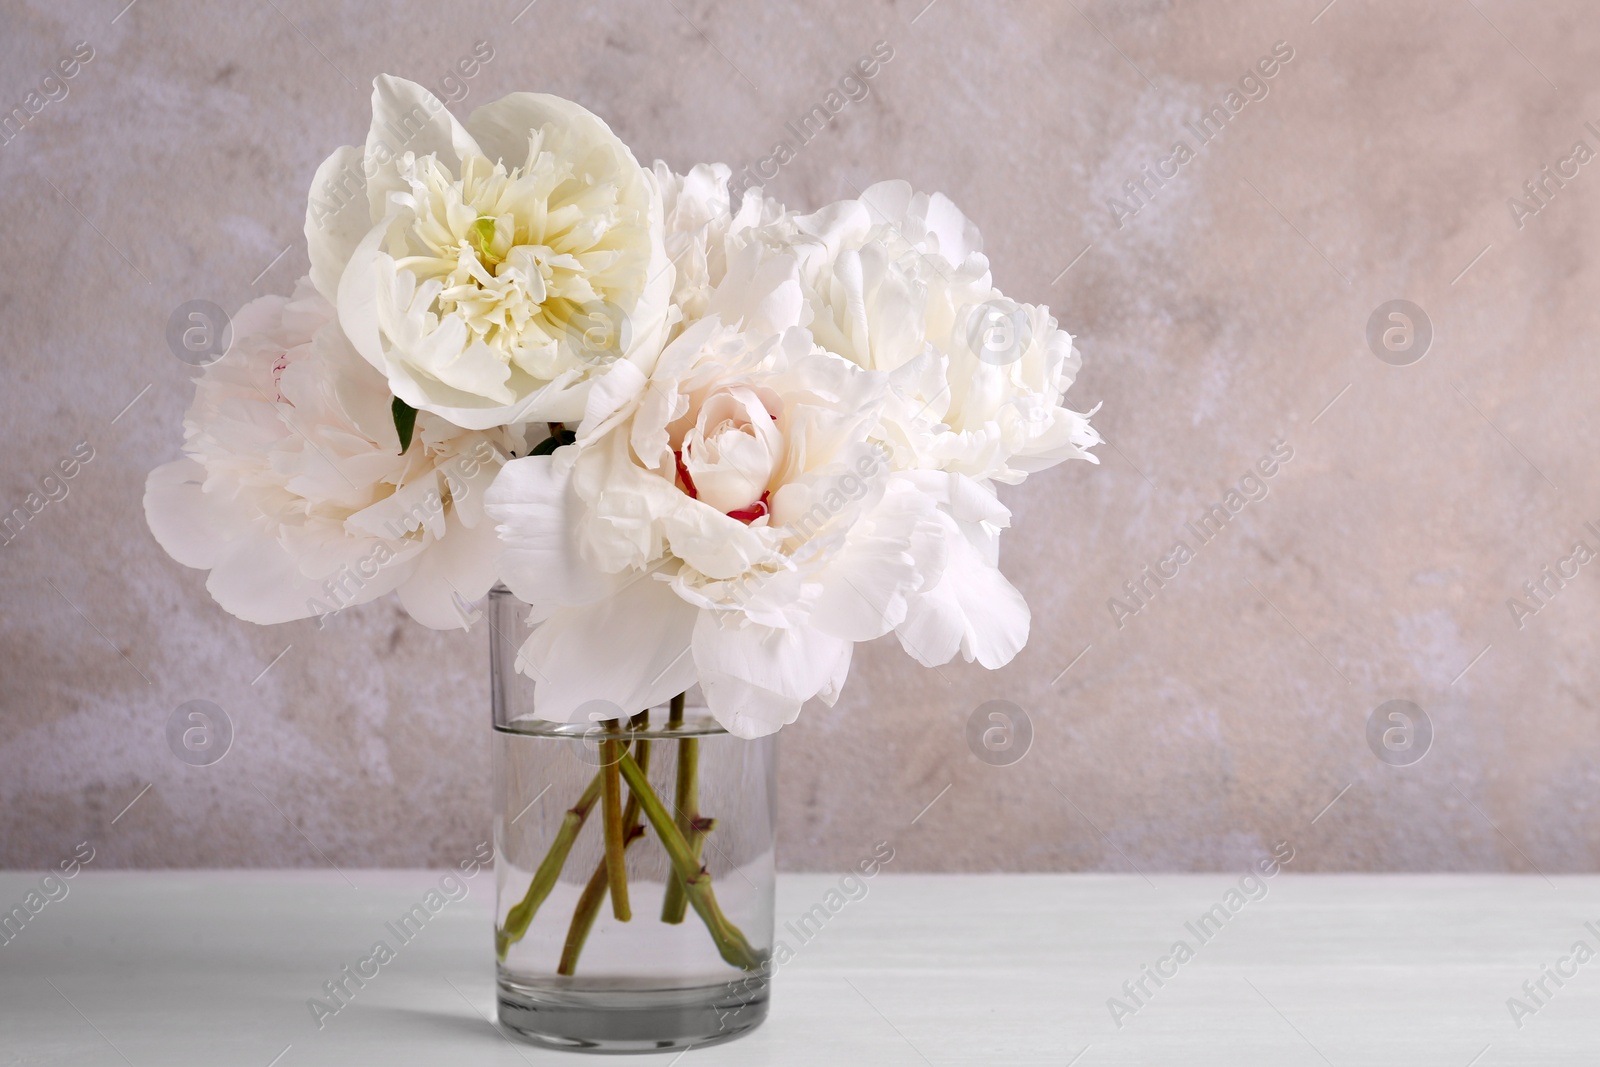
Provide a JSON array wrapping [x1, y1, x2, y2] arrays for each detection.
[[1, 871, 1595, 1065]]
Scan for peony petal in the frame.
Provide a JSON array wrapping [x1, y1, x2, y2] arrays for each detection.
[[898, 469, 1011, 528], [705, 246, 804, 339], [340, 230, 611, 430], [323, 322, 401, 448], [857, 180, 913, 232], [815, 639, 853, 707], [336, 224, 394, 382], [622, 164, 676, 376], [920, 190, 984, 263], [575, 357, 649, 446], [364, 76, 480, 222], [692, 613, 852, 737], [143, 458, 244, 570], [341, 234, 520, 429], [517, 573, 698, 722], [807, 479, 942, 642], [794, 199, 873, 264], [485, 452, 628, 611], [394, 506, 502, 630], [895, 509, 1028, 669], [465, 92, 620, 172], [226, 292, 294, 359], [695, 673, 798, 739], [203, 527, 394, 627], [304, 144, 373, 305], [347, 470, 448, 541]]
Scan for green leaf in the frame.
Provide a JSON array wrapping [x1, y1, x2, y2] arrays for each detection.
[[530, 428, 576, 457], [392, 396, 418, 454]]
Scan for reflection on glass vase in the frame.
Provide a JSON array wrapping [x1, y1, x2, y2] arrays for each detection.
[[488, 586, 777, 1053]]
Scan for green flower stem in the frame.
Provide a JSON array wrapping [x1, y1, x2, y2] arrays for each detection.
[[682, 810, 714, 906], [495, 768, 604, 960], [558, 732, 651, 975], [601, 720, 631, 922], [661, 695, 699, 924], [616, 748, 761, 971]]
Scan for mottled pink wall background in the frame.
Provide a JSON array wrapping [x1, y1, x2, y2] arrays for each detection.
[[2, 0, 1596, 871]]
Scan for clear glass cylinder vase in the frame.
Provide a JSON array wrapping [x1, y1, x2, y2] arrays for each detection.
[[488, 586, 776, 1053]]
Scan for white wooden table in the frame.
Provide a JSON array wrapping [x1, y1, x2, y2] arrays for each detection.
[[1, 871, 1594, 1064]]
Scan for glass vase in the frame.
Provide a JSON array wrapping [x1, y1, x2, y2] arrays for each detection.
[[488, 586, 776, 1053]]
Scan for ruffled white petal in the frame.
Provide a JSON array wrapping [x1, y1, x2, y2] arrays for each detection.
[[304, 144, 371, 304], [516, 573, 698, 722], [143, 458, 241, 570], [806, 477, 944, 643], [364, 75, 480, 221], [780, 180, 1097, 484], [465, 91, 616, 177], [393, 506, 502, 630], [692, 612, 852, 738], [895, 508, 1029, 669], [485, 450, 629, 616], [145, 459, 409, 626]]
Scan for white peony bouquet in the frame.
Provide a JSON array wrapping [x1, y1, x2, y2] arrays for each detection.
[[146, 75, 1100, 739]]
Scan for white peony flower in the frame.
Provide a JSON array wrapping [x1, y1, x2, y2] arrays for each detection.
[[781, 180, 1101, 485], [306, 76, 673, 430], [485, 252, 948, 737], [654, 161, 792, 329], [144, 279, 521, 629], [715, 181, 1104, 670]]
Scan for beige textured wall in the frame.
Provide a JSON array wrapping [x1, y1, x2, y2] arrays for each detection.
[[2, 0, 1596, 873]]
